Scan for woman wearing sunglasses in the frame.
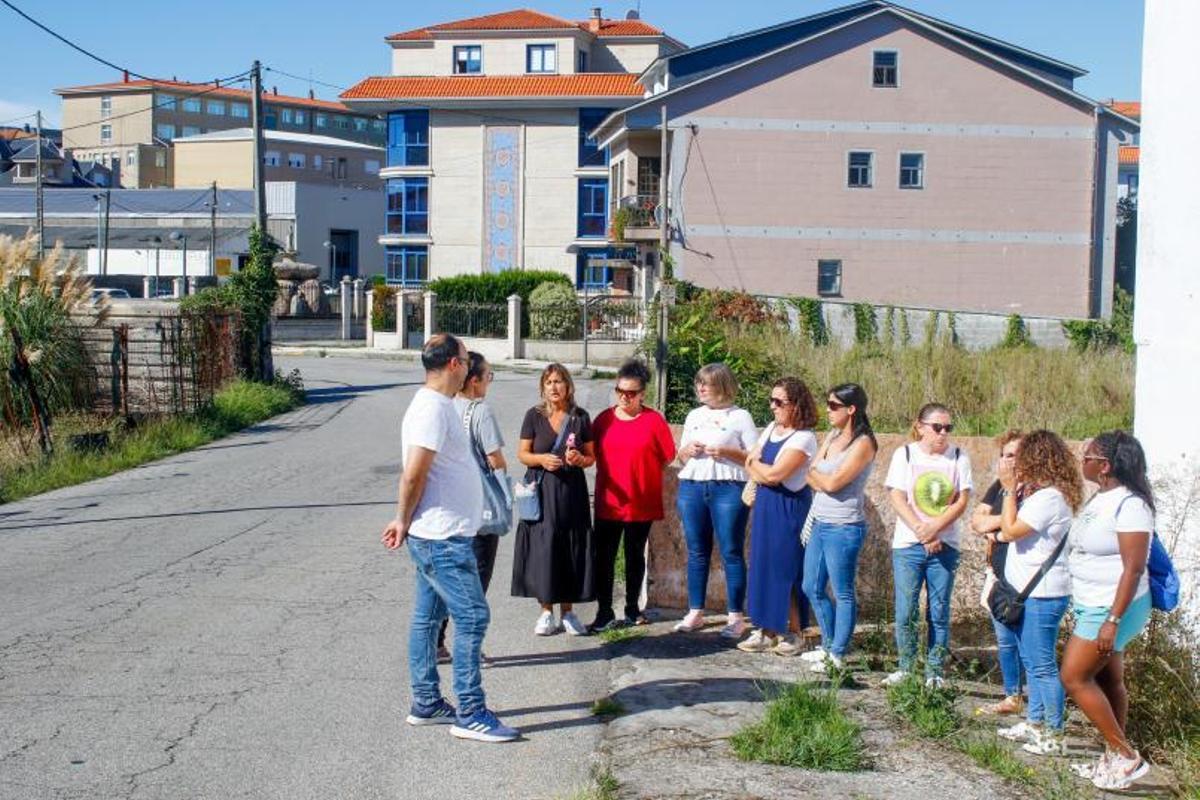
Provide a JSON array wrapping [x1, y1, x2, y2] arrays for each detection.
[[590, 359, 677, 632], [883, 403, 973, 688], [738, 378, 819, 655], [800, 383, 878, 673]]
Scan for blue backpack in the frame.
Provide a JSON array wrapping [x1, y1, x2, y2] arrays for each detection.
[[1117, 495, 1180, 612]]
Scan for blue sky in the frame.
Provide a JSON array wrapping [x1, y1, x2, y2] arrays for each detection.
[[1, 0, 1144, 129]]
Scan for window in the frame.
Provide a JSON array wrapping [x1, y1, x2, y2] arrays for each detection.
[[453, 45, 482, 74], [527, 44, 557, 73], [387, 110, 429, 167], [264, 150, 281, 167], [385, 245, 428, 286], [899, 152, 924, 189], [873, 51, 898, 87], [100, 95, 112, 118], [313, 154, 323, 170], [156, 123, 175, 141], [126, 150, 136, 166], [281, 108, 294, 124], [100, 124, 112, 144], [387, 177, 429, 235], [296, 110, 306, 125], [354, 117, 368, 132], [578, 107, 613, 168], [577, 50, 588, 72], [372, 119, 386, 132], [334, 115, 350, 130], [847, 151, 873, 188], [365, 159, 381, 175], [315, 113, 328, 128], [817, 260, 843, 296], [264, 110, 277, 129], [637, 157, 661, 198], [154, 150, 167, 168], [206, 100, 225, 115], [577, 178, 608, 237], [181, 125, 201, 137], [577, 250, 611, 289], [288, 152, 305, 168], [231, 102, 250, 119], [157, 93, 176, 111], [183, 97, 202, 113]]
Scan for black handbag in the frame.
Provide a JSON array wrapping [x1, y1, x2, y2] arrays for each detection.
[[987, 533, 1068, 626]]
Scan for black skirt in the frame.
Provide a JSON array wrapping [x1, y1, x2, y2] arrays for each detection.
[[511, 464, 596, 603]]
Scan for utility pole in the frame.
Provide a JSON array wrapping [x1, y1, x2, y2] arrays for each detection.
[[654, 103, 670, 412], [35, 110, 45, 259], [250, 61, 267, 234], [209, 181, 217, 276], [101, 188, 111, 275]]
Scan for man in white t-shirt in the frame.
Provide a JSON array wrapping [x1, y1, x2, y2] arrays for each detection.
[[381, 334, 518, 743]]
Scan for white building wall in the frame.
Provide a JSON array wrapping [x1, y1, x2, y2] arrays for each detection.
[[522, 109, 586, 276], [429, 113, 485, 277], [392, 35, 584, 77], [390, 43, 439, 76], [292, 183, 385, 279], [590, 40, 667, 74]]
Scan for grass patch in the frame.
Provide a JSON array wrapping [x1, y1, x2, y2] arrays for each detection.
[[559, 766, 619, 800], [885, 674, 961, 739], [596, 626, 647, 645], [590, 697, 626, 718], [731, 681, 866, 771], [0, 376, 304, 504], [957, 734, 1037, 785]]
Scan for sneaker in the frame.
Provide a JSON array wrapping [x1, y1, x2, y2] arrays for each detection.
[[720, 615, 749, 640], [925, 676, 947, 690], [772, 634, 804, 657], [1022, 728, 1067, 756], [810, 654, 846, 674], [673, 609, 706, 633], [406, 698, 457, 726], [534, 611, 560, 636], [997, 721, 1041, 743], [561, 611, 588, 636], [588, 611, 617, 634], [880, 670, 910, 687], [799, 646, 829, 663], [451, 708, 519, 743], [436, 645, 452, 664], [1093, 749, 1149, 790], [1070, 751, 1111, 780], [736, 629, 778, 652]]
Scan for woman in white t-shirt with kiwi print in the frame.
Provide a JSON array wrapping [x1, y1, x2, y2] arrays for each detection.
[[673, 363, 759, 639], [993, 430, 1083, 758], [883, 403, 973, 689], [1058, 432, 1154, 791]]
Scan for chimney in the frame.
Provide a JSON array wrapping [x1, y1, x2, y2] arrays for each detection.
[[589, 7, 602, 32], [308, 89, 315, 100], [272, 86, 278, 95], [122, 69, 130, 83]]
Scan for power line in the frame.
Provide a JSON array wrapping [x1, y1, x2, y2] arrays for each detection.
[[59, 76, 252, 136]]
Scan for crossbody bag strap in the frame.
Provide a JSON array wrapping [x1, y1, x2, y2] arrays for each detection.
[[536, 411, 574, 485], [1016, 531, 1070, 602]]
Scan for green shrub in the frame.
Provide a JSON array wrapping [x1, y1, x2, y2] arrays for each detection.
[[1062, 286, 1135, 353], [426, 270, 570, 305], [371, 285, 397, 331], [851, 303, 878, 345], [1000, 314, 1034, 349], [790, 297, 829, 346], [529, 282, 581, 340], [731, 681, 866, 771], [885, 673, 961, 738]]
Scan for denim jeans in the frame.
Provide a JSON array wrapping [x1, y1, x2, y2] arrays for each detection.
[[437, 534, 500, 648], [992, 615, 1024, 697], [802, 520, 867, 658], [407, 535, 491, 716], [1006, 595, 1069, 730], [893, 543, 960, 678], [677, 480, 749, 612]]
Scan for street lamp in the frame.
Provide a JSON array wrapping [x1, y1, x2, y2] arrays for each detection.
[[170, 230, 188, 289], [323, 240, 338, 284]]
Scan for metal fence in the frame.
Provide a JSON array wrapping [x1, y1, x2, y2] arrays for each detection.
[[527, 295, 646, 342], [439, 301, 507, 339]]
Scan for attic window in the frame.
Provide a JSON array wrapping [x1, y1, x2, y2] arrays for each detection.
[[873, 51, 898, 87]]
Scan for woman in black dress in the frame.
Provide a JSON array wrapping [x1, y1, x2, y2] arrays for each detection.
[[512, 363, 597, 636]]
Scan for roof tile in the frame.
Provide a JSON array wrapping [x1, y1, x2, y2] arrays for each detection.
[[341, 74, 644, 100], [1107, 100, 1141, 120], [1119, 145, 1139, 166], [387, 8, 665, 41]]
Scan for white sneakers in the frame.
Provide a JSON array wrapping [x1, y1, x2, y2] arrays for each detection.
[[809, 654, 845, 674], [799, 647, 828, 663], [880, 670, 910, 687], [924, 676, 947, 690], [673, 609, 706, 633], [996, 720, 1039, 743], [533, 611, 561, 636], [560, 611, 588, 636], [771, 634, 804, 657], [1089, 749, 1149, 790], [736, 629, 779, 653], [1021, 727, 1067, 757]]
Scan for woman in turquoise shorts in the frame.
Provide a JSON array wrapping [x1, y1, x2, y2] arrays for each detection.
[[1059, 431, 1154, 792]]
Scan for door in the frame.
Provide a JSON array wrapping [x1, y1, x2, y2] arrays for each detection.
[[329, 229, 358, 281]]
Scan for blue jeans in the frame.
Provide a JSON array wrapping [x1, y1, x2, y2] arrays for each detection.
[[1006, 595, 1069, 730], [992, 615, 1024, 697], [407, 535, 491, 716], [802, 520, 867, 658], [893, 544, 960, 679], [677, 480, 749, 613]]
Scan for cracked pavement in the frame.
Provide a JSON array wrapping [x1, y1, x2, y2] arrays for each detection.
[[0, 356, 617, 800]]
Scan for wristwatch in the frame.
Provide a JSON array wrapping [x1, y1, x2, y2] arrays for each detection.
[[1105, 613, 1121, 626]]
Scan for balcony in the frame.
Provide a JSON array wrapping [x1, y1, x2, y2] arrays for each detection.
[[610, 194, 662, 243]]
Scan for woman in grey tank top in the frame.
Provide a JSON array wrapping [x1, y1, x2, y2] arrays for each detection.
[[800, 383, 878, 673]]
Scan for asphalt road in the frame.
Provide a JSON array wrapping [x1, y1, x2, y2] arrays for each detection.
[[0, 356, 619, 800]]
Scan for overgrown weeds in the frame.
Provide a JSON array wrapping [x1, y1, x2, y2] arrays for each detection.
[[731, 681, 866, 771], [957, 734, 1037, 785], [590, 697, 626, 717], [597, 626, 647, 645], [885, 673, 961, 738], [559, 766, 619, 800]]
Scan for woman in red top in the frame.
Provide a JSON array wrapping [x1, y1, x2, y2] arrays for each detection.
[[589, 359, 677, 632]]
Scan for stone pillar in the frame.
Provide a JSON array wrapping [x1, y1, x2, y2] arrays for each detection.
[[142, 276, 152, 298], [365, 289, 374, 348], [172, 277, 185, 299], [1134, 0, 1200, 611], [507, 293, 524, 360], [340, 277, 352, 340], [423, 290, 437, 345], [397, 291, 409, 349], [188, 277, 198, 296], [352, 279, 366, 319]]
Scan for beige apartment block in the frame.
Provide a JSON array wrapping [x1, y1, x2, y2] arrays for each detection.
[[172, 129, 383, 190]]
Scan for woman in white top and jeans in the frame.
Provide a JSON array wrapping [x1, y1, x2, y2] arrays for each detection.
[[1059, 432, 1154, 790], [674, 363, 759, 638], [993, 430, 1083, 757]]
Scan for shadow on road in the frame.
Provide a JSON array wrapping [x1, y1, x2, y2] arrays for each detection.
[[304, 382, 418, 404], [0, 500, 394, 531]]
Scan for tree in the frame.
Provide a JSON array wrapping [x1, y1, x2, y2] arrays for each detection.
[[227, 227, 278, 381], [1115, 196, 1137, 295]]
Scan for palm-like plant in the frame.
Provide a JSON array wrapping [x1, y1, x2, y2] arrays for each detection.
[[0, 233, 102, 452]]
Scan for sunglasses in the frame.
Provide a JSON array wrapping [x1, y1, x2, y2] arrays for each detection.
[[1082, 455, 1108, 462], [615, 387, 643, 399], [924, 422, 954, 434], [769, 397, 791, 408], [827, 399, 847, 411]]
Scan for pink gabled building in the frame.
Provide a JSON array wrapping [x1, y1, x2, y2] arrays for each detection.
[[594, 1, 1138, 319]]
